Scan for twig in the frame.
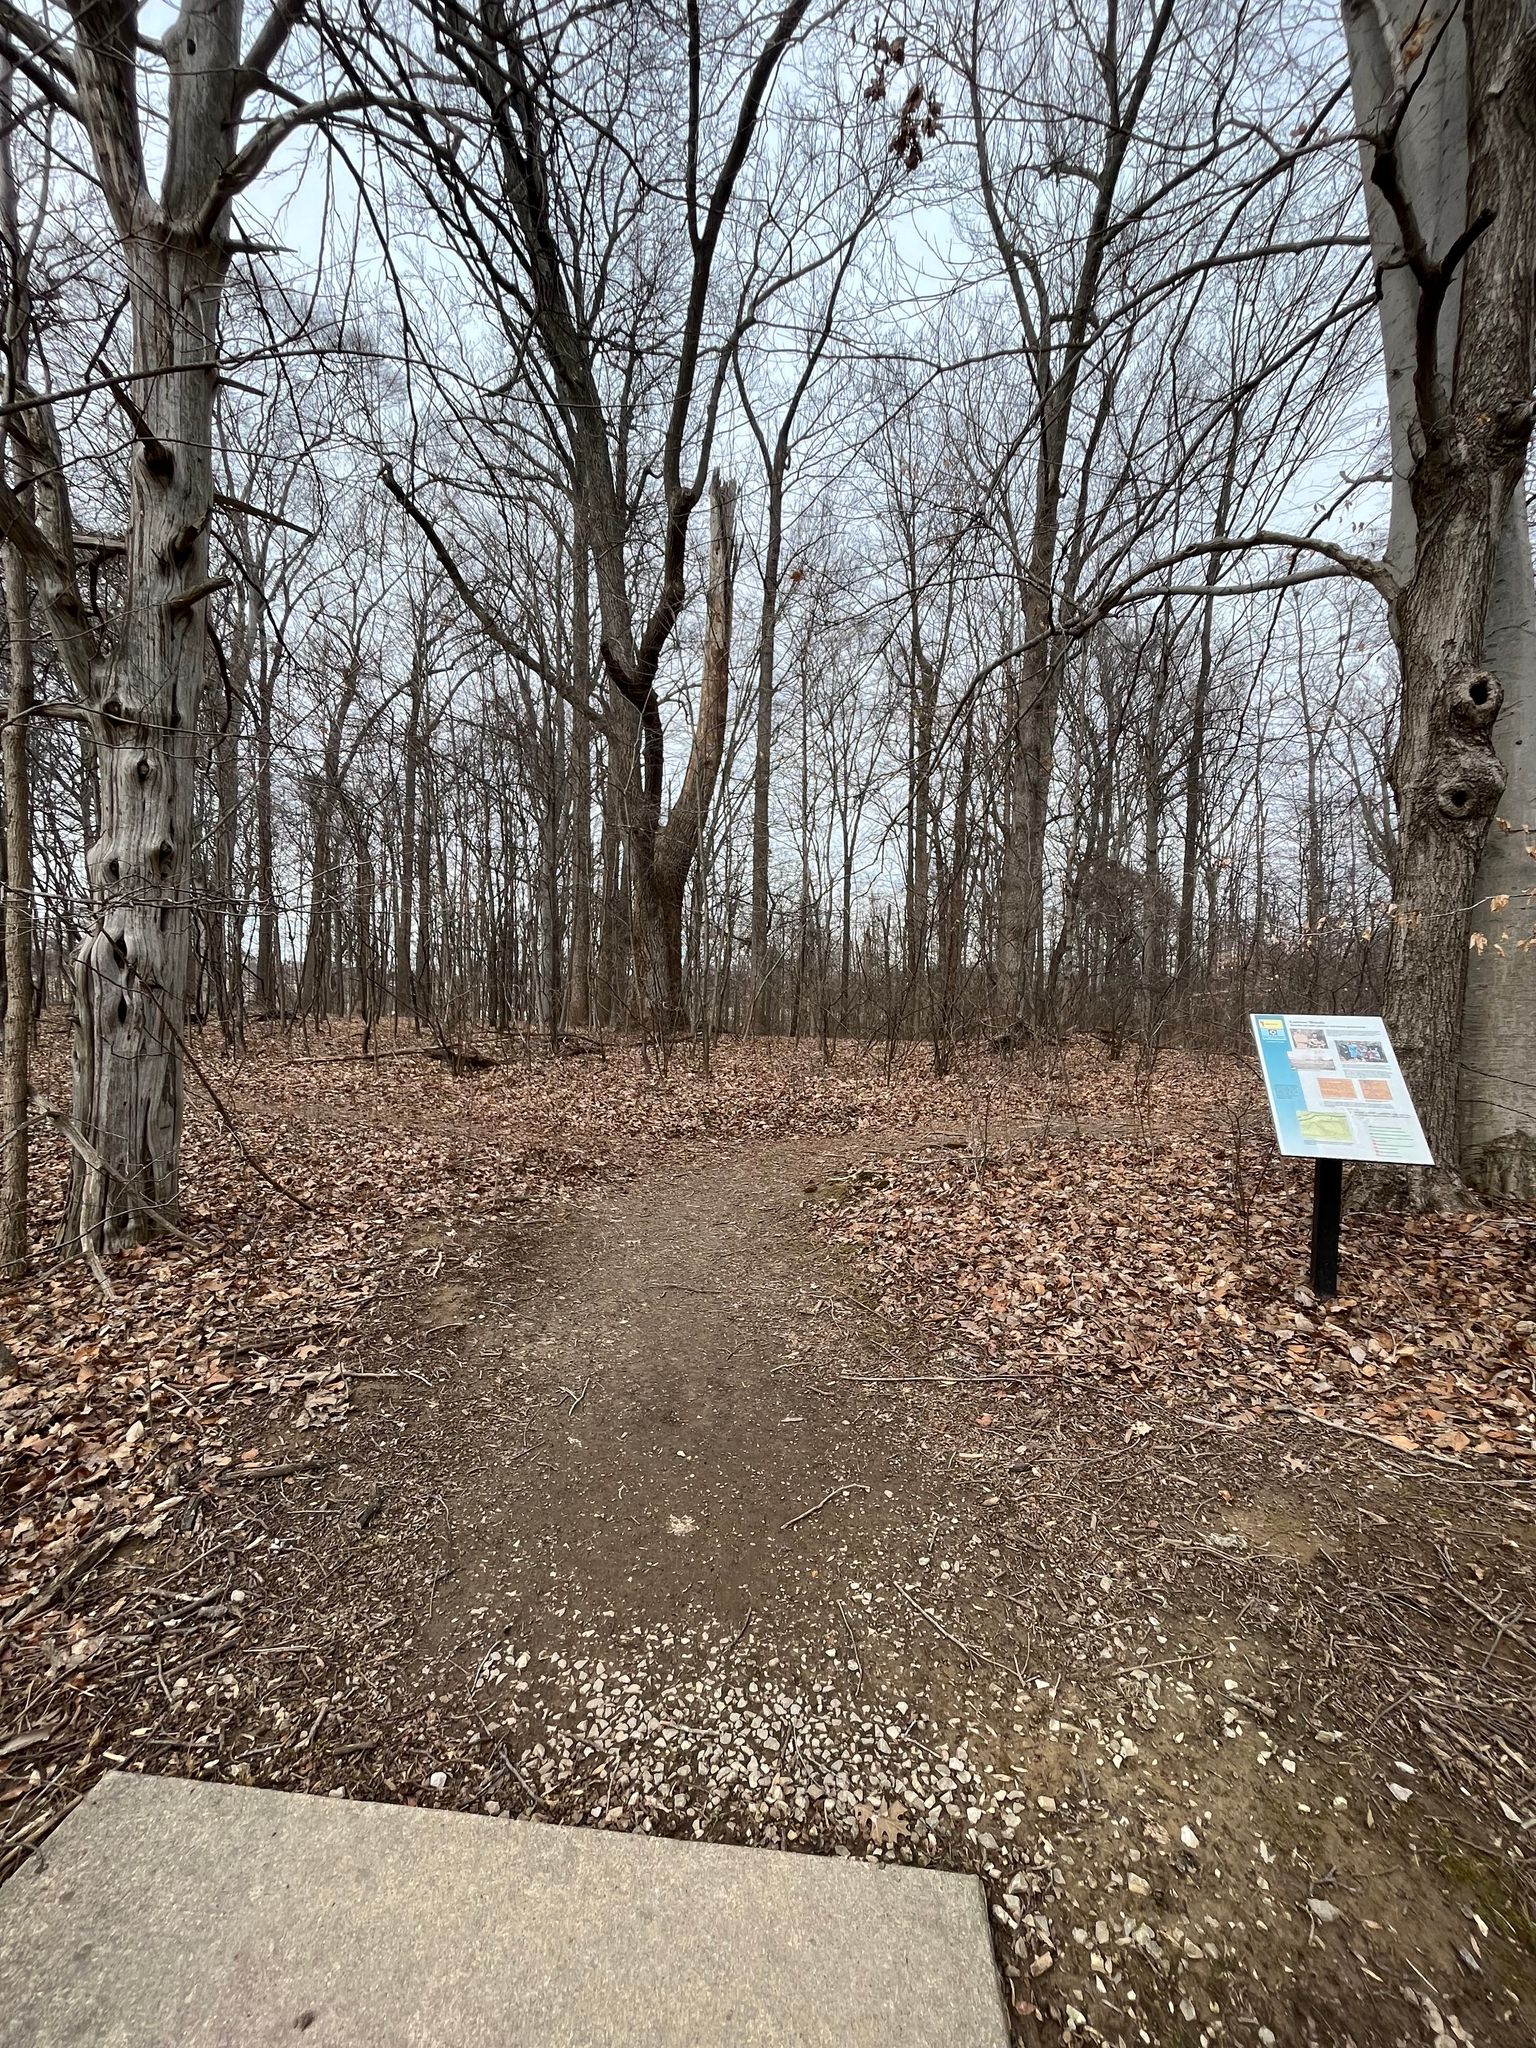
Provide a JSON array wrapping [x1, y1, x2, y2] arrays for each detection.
[[842, 1372, 1024, 1385], [780, 1482, 869, 1531], [224, 1323, 345, 1355], [82, 1238, 116, 1305], [724, 1607, 755, 1658], [215, 1458, 321, 1485], [148, 994, 314, 1212], [836, 1598, 863, 1693], [894, 1583, 1021, 1679], [1283, 1408, 1536, 1478], [0, 1526, 133, 1635]]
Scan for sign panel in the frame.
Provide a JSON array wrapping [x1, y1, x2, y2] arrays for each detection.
[[1248, 1013, 1434, 1166]]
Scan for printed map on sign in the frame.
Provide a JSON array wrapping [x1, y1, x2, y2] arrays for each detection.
[[1248, 1014, 1434, 1165]]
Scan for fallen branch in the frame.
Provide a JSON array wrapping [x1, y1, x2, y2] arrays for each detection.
[[842, 1372, 1024, 1385], [0, 1525, 133, 1637], [82, 1239, 116, 1305], [215, 1458, 322, 1485], [1283, 1408, 1536, 1477], [780, 1481, 869, 1531], [150, 998, 314, 1213], [227, 1325, 335, 1356]]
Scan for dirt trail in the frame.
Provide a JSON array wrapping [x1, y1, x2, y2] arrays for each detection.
[[230, 1122, 1536, 2048], [419, 1130, 944, 1641]]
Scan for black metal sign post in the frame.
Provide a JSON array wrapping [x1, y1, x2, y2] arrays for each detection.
[[1309, 1156, 1343, 1297]]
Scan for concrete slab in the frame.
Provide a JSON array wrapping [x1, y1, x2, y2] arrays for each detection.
[[0, 1773, 1009, 2047]]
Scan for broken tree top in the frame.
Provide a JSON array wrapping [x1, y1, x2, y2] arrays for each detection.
[[0, 1773, 1008, 2047]]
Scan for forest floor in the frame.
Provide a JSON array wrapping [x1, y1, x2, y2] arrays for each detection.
[[3, 1028, 1535, 2047]]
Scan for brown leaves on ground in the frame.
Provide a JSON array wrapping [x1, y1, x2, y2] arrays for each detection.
[[3, 1025, 1531, 1891], [831, 1091, 1535, 1467], [2, 1034, 574, 1649], [0, 1024, 1023, 1667], [7, 1025, 1528, 1679]]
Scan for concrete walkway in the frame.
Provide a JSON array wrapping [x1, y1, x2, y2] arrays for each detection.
[[0, 1774, 1009, 2046]]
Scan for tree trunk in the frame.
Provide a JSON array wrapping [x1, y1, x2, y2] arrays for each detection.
[[649, 475, 737, 1030], [397, 648, 423, 1027], [1458, 485, 1536, 1196], [65, 215, 224, 1248], [0, 59, 33, 1278], [1, 536, 31, 1277], [0, 1, 333, 1251], [250, 611, 280, 1019], [908, 632, 936, 978], [1174, 425, 1241, 1018], [210, 587, 249, 1044], [567, 533, 595, 1030], [1343, 0, 1536, 1199], [595, 757, 626, 1028], [997, 568, 1056, 1026], [749, 464, 783, 1031], [414, 726, 434, 1023], [539, 695, 564, 1043]]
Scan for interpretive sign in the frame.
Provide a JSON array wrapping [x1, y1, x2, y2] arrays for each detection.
[[1248, 1013, 1433, 1297], [1248, 1013, 1433, 1165]]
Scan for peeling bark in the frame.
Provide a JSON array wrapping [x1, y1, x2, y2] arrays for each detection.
[[0, 0, 334, 1250]]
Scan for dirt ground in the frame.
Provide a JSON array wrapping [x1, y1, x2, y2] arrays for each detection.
[[4, 1048, 1535, 2046]]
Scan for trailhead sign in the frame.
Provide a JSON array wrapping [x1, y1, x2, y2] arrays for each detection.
[[1249, 1013, 1434, 1166], [1249, 1012, 1432, 1297]]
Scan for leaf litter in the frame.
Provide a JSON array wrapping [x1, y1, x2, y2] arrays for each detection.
[[2, 1027, 1534, 2048]]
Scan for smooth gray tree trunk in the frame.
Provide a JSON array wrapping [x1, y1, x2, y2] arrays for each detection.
[[1343, 0, 1536, 1201]]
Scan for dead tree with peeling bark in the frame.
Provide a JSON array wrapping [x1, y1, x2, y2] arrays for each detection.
[[0, 0, 375, 1250]]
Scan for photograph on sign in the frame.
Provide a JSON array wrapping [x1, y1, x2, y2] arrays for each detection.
[[1248, 1014, 1434, 1166]]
